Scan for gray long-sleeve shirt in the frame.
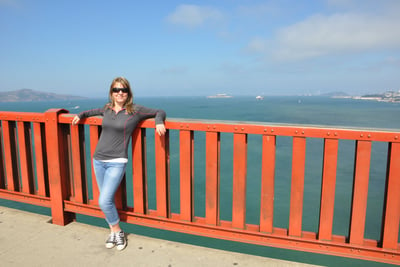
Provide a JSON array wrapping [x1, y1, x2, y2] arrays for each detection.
[[78, 104, 166, 160]]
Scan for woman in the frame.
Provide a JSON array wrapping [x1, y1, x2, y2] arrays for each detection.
[[72, 77, 166, 251]]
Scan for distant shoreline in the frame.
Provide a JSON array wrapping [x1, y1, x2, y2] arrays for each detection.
[[1, 88, 399, 103], [332, 93, 400, 103], [0, 89, 87, 102]]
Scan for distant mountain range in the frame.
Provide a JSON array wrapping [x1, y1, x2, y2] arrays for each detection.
[[0, 89, 86, 102]]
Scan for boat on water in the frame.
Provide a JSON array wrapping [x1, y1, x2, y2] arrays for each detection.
[[207, 93, 233, 98], [256, 95, 264, 100]]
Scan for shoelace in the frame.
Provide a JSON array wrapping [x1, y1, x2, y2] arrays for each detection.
[[106, 233, 116, 243], [115, 231, 125, 245]]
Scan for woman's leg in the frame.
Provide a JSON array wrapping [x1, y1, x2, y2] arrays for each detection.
[[93, 160, 127, 250], [96, 161, 126, 226], [93, 159, 106, 190]]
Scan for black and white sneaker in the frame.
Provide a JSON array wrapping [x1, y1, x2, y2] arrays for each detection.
[[105, 232, 116, 249], [115, 230, 127, 251]]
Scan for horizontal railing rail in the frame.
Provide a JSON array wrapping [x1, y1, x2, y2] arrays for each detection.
[[0, 109, 399, 265]]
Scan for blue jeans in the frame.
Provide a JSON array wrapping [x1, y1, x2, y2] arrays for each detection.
[[93, 159, 127, 226]]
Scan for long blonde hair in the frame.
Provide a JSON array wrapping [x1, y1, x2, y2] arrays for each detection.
[[107, 77, 135, 114]]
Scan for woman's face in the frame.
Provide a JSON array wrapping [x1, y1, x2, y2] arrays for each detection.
[[112, 82, 128, 106]]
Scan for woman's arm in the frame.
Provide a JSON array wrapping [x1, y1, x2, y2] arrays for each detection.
[[72, 108, 104, 125], [135, 105, 166, 136]]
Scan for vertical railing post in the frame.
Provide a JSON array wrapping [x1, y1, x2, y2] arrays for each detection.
[[382, 142, 400, 249], [70, 124, 87, 203], [260, 134, 276, 233], [17, 121, 34, 194], [289, 136, 306, 237], [180, 130, 194, 221], [89, 124, 100, 205], [44, 108, 74, 225], [2, 121, 19, 191], [33, 122, 48, 197], [155, 130, 170, 218], [0, 121, 5, 189], [349, 140, 371, 245], [232, 133, 247, 229], [205, 131, 220, 225], [318, 138, 338, 241], [132, 128, 148, 214]]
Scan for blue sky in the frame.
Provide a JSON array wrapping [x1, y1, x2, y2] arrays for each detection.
[[1, 0, 399, 97]]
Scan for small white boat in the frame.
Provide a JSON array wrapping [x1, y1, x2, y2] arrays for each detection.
[[256, 95, 264, 100]]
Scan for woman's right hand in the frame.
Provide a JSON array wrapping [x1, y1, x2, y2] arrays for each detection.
[[72, 115, 80, 125]]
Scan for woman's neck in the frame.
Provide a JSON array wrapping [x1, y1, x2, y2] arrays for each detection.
[[113, 103, 124, 112]]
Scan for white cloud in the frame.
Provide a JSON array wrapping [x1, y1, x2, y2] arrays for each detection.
[[236, 3, 278, 18], [246, 37, 269, 54], [249, 12, 400, 61], [326, 0, 400, 13], [166, 4, 223, 28], [325, 0, 358, 8]]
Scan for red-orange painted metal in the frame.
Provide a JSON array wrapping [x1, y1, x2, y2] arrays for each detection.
[[232, 133, 247, 230], [89, 125, 100, 206], [0, 120, 5, 189], [44, 109, 74, 225], [1, 111, 400, 265], [205, 131, 220, 226], [70, 124, 86, 203], [17, 121, 34, 194], [155, 131, 170, 218], [132, 128, 148, 214], [318, 138, 338, 241], [260, 134, 275, 233], [289, 137, 306, 237], [3, 120, 19, 191], [382, 142, 400, 250], [179, 130, 194, 222], [349, 140, 372, 245], [33, 122, 48, 197]]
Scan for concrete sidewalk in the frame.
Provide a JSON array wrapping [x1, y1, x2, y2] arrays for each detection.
[[0, 206, 322, 267]]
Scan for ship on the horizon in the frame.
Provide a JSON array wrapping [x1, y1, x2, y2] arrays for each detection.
[[207, 93, 233, 98], [256, 95, 264, 100]]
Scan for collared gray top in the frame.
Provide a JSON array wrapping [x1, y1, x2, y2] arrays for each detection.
[[78, 104, 166, 160]]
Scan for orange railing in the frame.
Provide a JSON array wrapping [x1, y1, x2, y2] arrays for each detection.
[[0, 109, 399, 265]]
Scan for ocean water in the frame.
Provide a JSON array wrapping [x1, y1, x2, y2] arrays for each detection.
[[1, 96, 399, 267], [2, 95, 400, 128]]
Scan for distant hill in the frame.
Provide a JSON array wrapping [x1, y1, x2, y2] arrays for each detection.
[[321, 91, 349, 97], [0, 89, 87, 102]]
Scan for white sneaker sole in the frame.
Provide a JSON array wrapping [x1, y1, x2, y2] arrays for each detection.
[[105, 243, 116, 249], [116, 243, 126, 251]]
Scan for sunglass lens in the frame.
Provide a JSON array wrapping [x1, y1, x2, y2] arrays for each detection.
[[112, 88, 128, 93]]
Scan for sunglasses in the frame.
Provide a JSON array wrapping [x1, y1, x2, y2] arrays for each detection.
[[112, 88, 129, 93]]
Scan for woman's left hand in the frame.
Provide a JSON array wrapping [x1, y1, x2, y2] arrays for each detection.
[[156, 124, 166, 136]]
